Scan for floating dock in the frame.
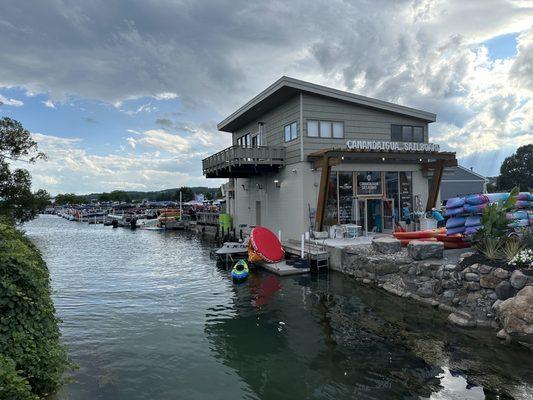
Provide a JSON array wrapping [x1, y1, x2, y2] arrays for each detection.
[[260, 260, 310, 276]]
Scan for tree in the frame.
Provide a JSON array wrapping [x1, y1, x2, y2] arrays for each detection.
[[54, 193, 84, 205], [204, 191, 213, 201], [109, 190, 130, 203], [216, 187, 223, 199], [98, 192, 111, 202], [176, 186, 194, 202], [496, 144, 533, 192], [0, 117, 46, 222]]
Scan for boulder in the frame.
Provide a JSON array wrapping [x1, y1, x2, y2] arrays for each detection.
[[480, 273, 503, 289], [465, 273, 480, 282], [493, 268, 510, 280], [448, 312, 476, 328], [465, 282, 481, 292], [478, 265, 493, 275], [496, 286, 533, 348], [510, 270, 528, 290], [407, 241, 444, 260], [371, 237, 401, 254], [417, 281, 437, 298], [495, 281, 516, 301]]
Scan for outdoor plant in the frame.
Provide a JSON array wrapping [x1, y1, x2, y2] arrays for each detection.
[[473, 237, 502, 260], [0, 217, 71, 399], [500, 237, 524, 264], [508, 248, 533, 270]]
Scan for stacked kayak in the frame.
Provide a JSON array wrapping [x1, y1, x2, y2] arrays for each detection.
[[445, 192, 532, 237], [393, 228, 445, 246], [248, 226, 285, 263]]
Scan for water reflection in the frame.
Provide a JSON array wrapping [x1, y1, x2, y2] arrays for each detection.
[[23, 216, 533, 400]]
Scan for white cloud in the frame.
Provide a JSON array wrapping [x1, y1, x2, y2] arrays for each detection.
[[0, 94, 23, 107], [128, 129, 190, 153], [42, 99, 55, 108], [154, 92, 178, 100]]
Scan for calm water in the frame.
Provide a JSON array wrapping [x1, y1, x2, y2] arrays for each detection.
[[25, 215, 533, 400]]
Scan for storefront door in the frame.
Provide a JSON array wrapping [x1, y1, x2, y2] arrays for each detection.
[[382, 198, 395, 232]]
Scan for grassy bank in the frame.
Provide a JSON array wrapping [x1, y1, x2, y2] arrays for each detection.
[[0, 217, 69, 399]]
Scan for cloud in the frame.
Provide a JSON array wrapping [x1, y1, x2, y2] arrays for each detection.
[[155, 118, 174, 129], [0, 94, 23, 106], [42, 99, 55, 108], [154, 92, 178, 100], [27, 132, 220, 194], [1, 0, 532, 181]]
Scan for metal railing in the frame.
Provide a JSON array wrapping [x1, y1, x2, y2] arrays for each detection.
[[202, 145, 285, 175]]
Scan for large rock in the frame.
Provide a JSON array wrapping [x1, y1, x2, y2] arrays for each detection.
[[448, 312, 476, 328], [407, 241, 444, 260], [493, 268, 510, 280], [480, 273, 503, 289], [497, 286, 533, 348], [372, 237, 401, 254], [510, 270, 528, 290], [465, 272, 480, 282], [478, 265, 493, 275], [495, 281, 516, 301]]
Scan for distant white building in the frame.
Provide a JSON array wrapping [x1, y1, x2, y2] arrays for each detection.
[[440, 166, 488, 202]]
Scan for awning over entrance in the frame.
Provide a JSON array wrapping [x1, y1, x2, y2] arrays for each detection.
[[308, 147, 458, 232]]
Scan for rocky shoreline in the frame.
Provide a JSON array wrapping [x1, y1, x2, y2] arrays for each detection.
[[335, 237, 533, 349]]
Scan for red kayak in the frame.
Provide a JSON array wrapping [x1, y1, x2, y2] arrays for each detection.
[[443, 241, 471, 249], [393, 228, 446, 240], [437, 233, 464, 243], [400, 237, 437, 246]]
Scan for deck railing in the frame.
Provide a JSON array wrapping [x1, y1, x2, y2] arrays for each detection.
[[202, 145, 285, 175]]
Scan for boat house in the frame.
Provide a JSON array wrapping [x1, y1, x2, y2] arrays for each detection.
[[203, 77, 457, 240]]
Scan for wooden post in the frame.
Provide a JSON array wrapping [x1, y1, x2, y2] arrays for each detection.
[[426, 160, 444, 211], [315, 155, 331, 232]]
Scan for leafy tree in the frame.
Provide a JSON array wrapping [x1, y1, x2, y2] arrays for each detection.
[[216, 187, 223, 199], [98, 192, 111, 202], [54, 193, 84, 205], [109, 190, 130, 202], [176, 186, 194, 202], [204, 191, 213, 200], [496, 144, 533, 191], [0, 117, 46, 222]]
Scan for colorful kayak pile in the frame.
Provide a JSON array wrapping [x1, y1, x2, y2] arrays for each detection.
[[393, 228, 471, 249], [445, 192, 532, 236]]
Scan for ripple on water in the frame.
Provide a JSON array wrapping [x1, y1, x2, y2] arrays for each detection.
[[23, 215, 533, 400]]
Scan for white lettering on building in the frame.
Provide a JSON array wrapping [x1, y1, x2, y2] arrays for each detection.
[[346, 140, 440, 153]]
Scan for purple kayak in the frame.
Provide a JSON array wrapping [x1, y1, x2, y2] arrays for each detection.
[[516, 200, 532, 208], [465, 225, 482, 235], [486, 193, 510, 203], [446, 216, 467, 229], [508, 219, 530, 228], [516, 192, 532, 201], [445, 206, 465, 217], [463, 203, 488, 213], [465, 215, 481, 227], [447, 225, 466, 235], [507, 211, 529, 220], [446, 197, 465, 209], [465, 194, 489, 205]]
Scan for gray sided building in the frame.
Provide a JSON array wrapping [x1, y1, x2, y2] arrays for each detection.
[[440, 166, 488, 202], [203, 77, 457, 240]]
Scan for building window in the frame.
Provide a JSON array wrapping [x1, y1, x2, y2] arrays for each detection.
[[391, 125, 424, 142], [284, 121, 299, 142], [307, 120, 344, 138], [237, 133, 250, 147], [307, 120, 319, 137], [356, 171, 382, 196]]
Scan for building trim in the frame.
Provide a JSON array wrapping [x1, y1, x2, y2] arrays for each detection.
[[218, 76, 436, 132]]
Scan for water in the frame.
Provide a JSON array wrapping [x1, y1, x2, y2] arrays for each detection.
[[24, 215, 533, 400]]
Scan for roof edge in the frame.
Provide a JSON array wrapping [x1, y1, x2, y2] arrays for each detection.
[[218, 76, 437, 132]]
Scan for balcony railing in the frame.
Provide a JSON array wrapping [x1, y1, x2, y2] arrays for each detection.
[[202, 145, 285, 178]]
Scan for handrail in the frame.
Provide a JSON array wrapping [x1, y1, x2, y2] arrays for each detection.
[[202, 145, 285, 173]]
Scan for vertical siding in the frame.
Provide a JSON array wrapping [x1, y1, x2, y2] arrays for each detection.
[[301, 93, 430, 158]]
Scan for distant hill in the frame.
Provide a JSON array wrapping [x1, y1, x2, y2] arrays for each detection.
[[83, 187, 219, 202]]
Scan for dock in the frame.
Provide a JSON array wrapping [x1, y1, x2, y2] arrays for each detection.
[[260, 260, 310, 276], [282, 239, 329, 272]]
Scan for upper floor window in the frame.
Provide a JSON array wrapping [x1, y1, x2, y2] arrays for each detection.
[[237, 133, 251, 147], [284, 121, 299, 142], [391, 125, 424, 142], [307, 120, 344, 138]]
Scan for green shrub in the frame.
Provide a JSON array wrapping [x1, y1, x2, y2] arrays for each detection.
[[473, 237, 502, 260], [500, 237, 524, 264], [0, 355, 37, 400], [0, 217, 70, 399]]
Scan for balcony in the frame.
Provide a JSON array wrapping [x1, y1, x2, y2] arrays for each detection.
[[202, 145, 285, 178]]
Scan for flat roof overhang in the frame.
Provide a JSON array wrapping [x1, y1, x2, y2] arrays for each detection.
[[307, 147, 457, 168], [218, 77, 437, 132], [204, 164, 283, 179]]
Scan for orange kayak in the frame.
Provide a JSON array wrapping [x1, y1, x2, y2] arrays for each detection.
[[437, 233, 464, 243], [393, 228, 446, 240], [443, 241, 471, 249]]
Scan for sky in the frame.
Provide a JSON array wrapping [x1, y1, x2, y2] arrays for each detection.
[[0, 0, 531, 195]]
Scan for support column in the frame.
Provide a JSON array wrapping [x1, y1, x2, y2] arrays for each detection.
[[315, 156, 331, 232], [426, 160, 444, 211]]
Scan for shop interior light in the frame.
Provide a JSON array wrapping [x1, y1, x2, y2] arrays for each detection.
[[341, 156, 344, 160], [274, 179, 280, 188], [382, 157, 385, 161]]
